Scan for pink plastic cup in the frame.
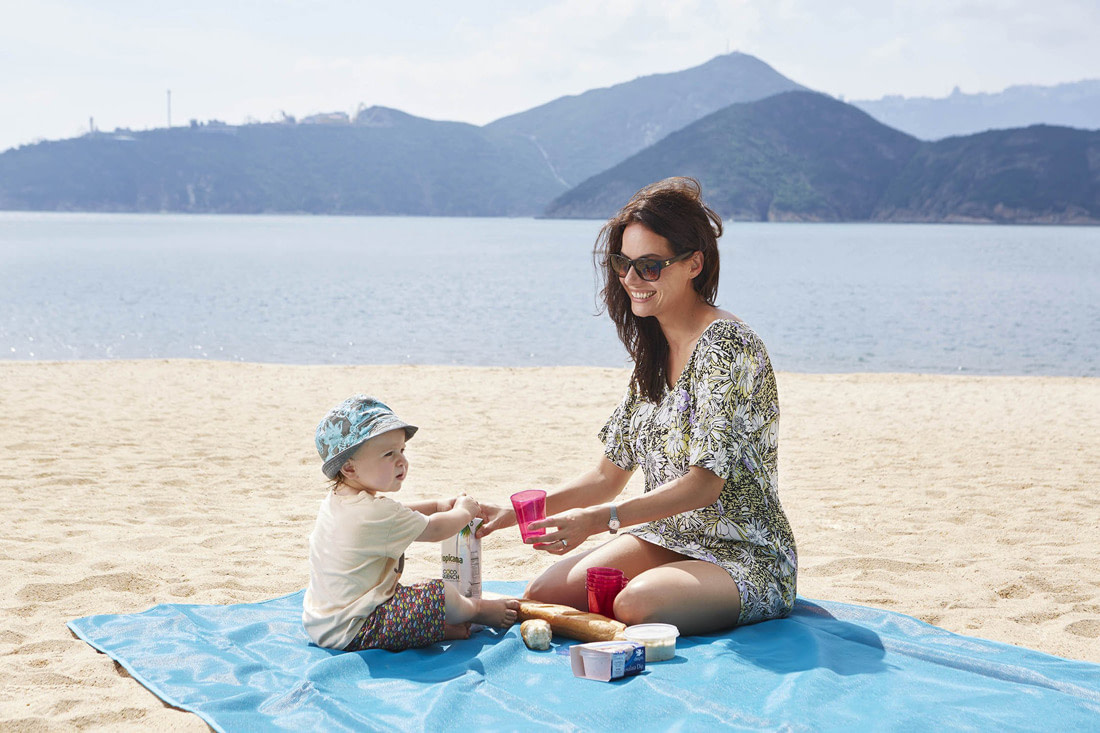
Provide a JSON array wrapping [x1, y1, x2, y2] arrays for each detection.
[[587, 567, 623, 583], [587, 582, 623, 619], [586, 567, 627, 619], [510, 490, 547, 542], [587, 572, 626, 588]]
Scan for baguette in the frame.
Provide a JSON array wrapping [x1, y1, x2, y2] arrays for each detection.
[[519, 619, 552, 650], [517, 600, 627, 643]]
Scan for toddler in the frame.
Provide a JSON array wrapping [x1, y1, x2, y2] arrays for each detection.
[[303, 394, 519, 651]]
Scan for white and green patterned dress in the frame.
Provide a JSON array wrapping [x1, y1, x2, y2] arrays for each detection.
[[599, 319, 797, 625]]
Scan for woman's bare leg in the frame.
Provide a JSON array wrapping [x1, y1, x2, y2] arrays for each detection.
[[612, 560, 741, 635], [524, 534, 741, 635], [524, 534, 687, 609]]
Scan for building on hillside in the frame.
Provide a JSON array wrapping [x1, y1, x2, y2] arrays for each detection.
[[301, 112, 350, 125]]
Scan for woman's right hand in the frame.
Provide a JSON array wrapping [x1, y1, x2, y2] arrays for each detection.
[[475, 502, 516, 538]]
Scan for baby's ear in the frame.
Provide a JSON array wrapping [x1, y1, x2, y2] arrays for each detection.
[[339, 463, 357, 480]]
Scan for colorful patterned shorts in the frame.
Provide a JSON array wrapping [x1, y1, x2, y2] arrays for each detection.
[[345, 580, 446, 652]]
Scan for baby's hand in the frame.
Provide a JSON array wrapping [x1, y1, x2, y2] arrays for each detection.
[[456, 495, 480, 519]]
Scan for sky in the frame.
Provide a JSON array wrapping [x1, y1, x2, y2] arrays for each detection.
[[2, 0, 1098, 153]]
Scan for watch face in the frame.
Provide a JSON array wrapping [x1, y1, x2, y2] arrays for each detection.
[[609, 520, 621, 530]]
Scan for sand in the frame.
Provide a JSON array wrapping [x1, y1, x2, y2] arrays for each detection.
[[1, 361, 1098, 730]]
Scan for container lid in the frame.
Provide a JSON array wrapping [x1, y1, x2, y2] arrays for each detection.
[[623, 623, 680, 641], [579, 641, 639, 656]]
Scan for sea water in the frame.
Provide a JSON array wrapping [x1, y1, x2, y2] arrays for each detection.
[[1, 212, 1097, 376]]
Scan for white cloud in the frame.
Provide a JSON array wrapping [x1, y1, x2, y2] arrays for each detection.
[[265, 0, 757, 124], [728, 0, 1100, 99], [0, 0, 1097, 152]]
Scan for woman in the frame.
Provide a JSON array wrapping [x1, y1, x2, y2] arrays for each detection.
[[480, 177, 796, 634]]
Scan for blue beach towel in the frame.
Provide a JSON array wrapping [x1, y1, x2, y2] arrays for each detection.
[[68, 581, 1100, 732]]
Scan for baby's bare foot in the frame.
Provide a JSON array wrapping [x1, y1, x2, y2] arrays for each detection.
[[473, 598, 520, 628], [443, 622, 471, 640]]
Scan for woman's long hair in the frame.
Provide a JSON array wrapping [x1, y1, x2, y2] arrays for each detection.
[[594, 177, 723, 403]]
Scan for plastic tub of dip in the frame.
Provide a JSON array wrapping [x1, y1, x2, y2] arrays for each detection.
[[622, 623, 680, 662]]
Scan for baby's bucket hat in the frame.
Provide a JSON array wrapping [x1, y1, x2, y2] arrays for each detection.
[[316, 395, 418, 479]]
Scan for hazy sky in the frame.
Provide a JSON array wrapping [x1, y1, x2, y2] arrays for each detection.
[[2, 0, 1097, 153]]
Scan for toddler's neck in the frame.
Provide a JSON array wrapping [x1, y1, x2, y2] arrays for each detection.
[[333, 486, 374, 497]]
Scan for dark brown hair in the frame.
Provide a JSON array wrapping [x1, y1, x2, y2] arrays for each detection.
[[594, 177, 723, 402]]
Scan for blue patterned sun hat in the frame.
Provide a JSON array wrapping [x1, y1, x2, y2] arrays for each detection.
[[315, 395, 418, 479]]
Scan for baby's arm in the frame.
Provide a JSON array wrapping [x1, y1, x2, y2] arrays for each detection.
[[405, 497, 455, 516], [415, 496, 480, 542]]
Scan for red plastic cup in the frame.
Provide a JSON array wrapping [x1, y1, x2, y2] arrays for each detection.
[[587, 567, 623, 582], [587, 577, 625, 587], [586, 567, 627, 619], [510, 490, 547, 542], [587, 583, 623, 619]]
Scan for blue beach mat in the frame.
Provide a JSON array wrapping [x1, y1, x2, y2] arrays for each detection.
[[68, 581, 1100, 732]]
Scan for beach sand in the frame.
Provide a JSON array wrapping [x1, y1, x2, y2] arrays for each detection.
[[2, 361, 1098, 730]]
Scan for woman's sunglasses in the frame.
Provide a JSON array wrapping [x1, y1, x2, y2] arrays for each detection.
[[609, 251, 693, 281]]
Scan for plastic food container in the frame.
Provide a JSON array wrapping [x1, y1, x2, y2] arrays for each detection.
[[622, 623, 680, 662], [570, 641, 646, 681]]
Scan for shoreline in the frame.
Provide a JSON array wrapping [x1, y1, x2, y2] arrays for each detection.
[[3, 209, 1099, 226], [4, 356, 1097, 381], [2, 360, 1097, 729]]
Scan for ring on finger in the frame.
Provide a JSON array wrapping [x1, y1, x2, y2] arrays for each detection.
[[560, 538, 568, 548]]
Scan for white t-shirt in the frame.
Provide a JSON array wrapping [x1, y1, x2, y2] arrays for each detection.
[[302, 491, 429, 649]]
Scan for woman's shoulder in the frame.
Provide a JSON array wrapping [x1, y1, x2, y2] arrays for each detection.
[[688, 317, 773, 380], [696, 317, 764, 354]]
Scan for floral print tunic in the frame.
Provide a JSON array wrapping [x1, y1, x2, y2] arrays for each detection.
[[599, 319, 797, 624]]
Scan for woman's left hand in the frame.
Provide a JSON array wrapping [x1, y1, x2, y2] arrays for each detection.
[[526, 508, 597, 555]]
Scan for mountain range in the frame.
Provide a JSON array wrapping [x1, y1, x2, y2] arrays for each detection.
[[546, 92, 1100, 224], [1, 53, 1097, 223], [485, 52, 807, 187], [546, 92, 922, 221], [852, 80, 1100, 141], [0, 108, 563, 217]]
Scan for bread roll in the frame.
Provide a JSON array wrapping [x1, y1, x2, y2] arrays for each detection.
[[517, 601, 627, 643], [520, 619, 552, 650]]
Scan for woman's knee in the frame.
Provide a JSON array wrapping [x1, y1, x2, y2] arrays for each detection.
[[611, 579, 666, 626], [523, 573, 554, 601], [610, 565, 742, 633], [524, 564, 581, 607]]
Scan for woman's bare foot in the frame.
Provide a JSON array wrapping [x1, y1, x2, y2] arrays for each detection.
[[443, 622, 471, 640], [472, 598, 520, 628]]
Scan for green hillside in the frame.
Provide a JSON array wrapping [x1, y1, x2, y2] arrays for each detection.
[[544, 93, 1100, 224], [545, 92, 922, 221], [874, 125, 1100, 223], [0, 108, 566, 216], [486, 52, 807, 187]]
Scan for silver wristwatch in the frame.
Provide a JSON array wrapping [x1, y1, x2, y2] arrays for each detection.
[[608, 505, 621, 534]]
